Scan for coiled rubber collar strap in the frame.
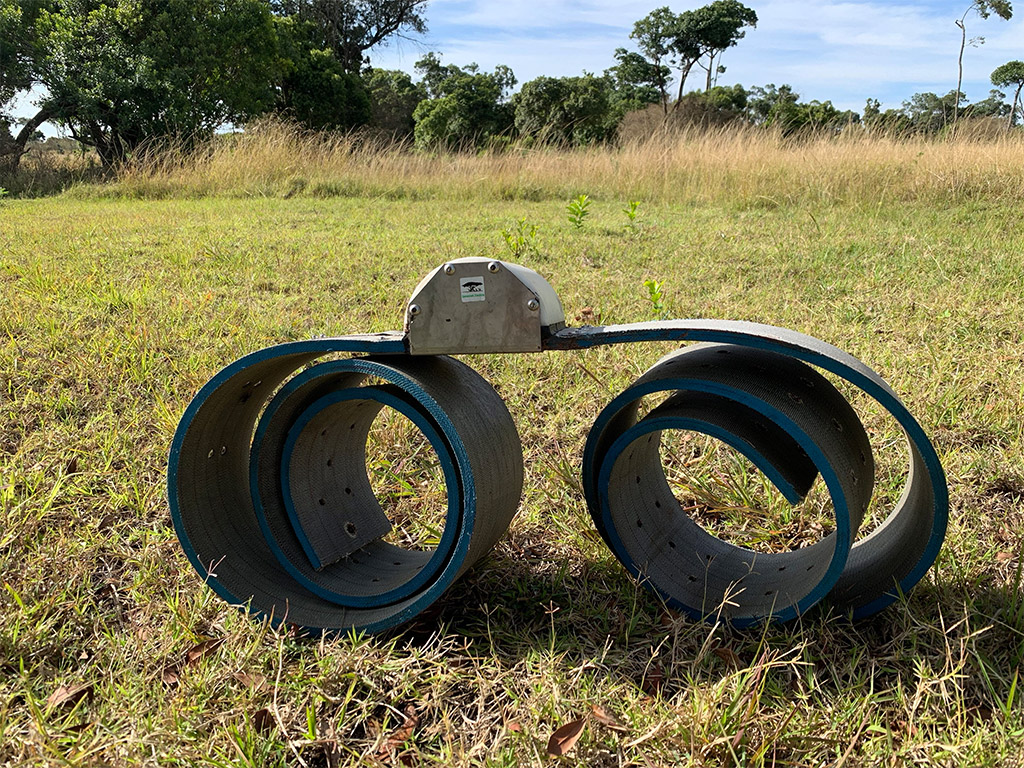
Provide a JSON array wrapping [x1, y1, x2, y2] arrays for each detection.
[[167, 334, 523, 634], [169, 319, 946, 632], [550, 320, 947, 622]]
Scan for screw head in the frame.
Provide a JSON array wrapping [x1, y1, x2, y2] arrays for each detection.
[[408, 304, 422, 317], [527, 298, 540, 311], [443, 263, 456, 275], [487, 261, 500, 273]]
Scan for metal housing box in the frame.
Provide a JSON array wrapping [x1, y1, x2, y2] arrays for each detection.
[[405, 258, 565, 355]]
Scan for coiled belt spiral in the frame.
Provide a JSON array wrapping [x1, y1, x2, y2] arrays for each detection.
[[169, 318, 946, 633]]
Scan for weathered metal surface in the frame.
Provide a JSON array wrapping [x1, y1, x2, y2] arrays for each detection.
[[405, 258, 564, 355]]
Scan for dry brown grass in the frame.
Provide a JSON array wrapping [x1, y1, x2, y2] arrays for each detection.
[[96, 118, 1024, 208], [3, 122, 1023, 766], [0, 142, 102, 195]]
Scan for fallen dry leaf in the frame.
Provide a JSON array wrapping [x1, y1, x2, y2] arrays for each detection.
[[185, 637, 224, 664], [996, 551, 1014, 562], [253, 708, 276, 735], [378, 706, 419, 756], [233, 671, 267, 690], [46, 682, 93, 710], [713, 647, 743, 669], [163, 637, 225, 684], [506, 721, 522, 733], [575, 306, 595, 324], [731, 725, 747, 749], [161, 665, 181, 685], [658, 606, 685, 628], [590, 704, 629, 733], [546, 717, 586, 758]]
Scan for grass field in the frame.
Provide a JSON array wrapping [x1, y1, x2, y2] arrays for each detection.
[[1, 128, 1023, 766]]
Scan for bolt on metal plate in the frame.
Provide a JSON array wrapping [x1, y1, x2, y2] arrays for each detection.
[[405, 258, 561, 355]]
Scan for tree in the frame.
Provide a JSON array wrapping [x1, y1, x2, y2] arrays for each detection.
[[412, 54, 516, 150], [271, 0, 427, 73], [9, 0, 279, 170], [863, 90, 1005, 135], [0, 2, 33, 112], [702, 83, 747, 111], [513, 74, 618, 146], [904, 90, 964, 133], [629, 7, 678, 113], [1, 1, 53, 173], [604, 48, 668, 114], [744, 83, 854, 134], [670, 83, 747, 127], [862, 98, 913, 135], [863, 97, 881, 123], [966, 87, 1010, 119], [269, 1, 429, 131], [683, 0, 758, 93], [799, 99, 856, 130], [954, 1, 1012, 123], [365, 67, 424, 136], [629, 1, 757, 113], [745, 83, 799, 124], [991, 60, 1024, 126], [275, 16, 372, 130]]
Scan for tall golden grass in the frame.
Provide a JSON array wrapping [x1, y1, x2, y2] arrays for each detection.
[[91, 118, 1024, 206], [0, 142, 102, 195]]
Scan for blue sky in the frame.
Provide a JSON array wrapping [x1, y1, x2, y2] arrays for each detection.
[[11, 0, 1023, 129], [368, 0, 1023, 112]]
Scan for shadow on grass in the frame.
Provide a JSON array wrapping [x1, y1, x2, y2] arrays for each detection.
[[385, 544, 1024, 713]]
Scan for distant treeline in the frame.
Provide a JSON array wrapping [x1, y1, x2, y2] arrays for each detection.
[[2, 0, 1022, 174]]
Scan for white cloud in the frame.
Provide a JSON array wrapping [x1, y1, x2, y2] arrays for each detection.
[[369, 0, 1023, 111]]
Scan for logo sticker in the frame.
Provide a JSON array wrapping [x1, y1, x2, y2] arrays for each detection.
[[460, 276, 485, 302]]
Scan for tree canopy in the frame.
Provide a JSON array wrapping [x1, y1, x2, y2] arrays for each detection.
[[412, 54, 516, 150], [992, 60, 1024, 126], [605, 48, 670, 114], [365, 67, 424, 136], [629, 7, 679, 111], [629, 0, 757, 112], [513, 74, 618, 146], [275, 15, 372, 131], [0, 1, 35, 113], [1, 1, 50, 169], [2, 0, 280, 169], [677, 0, 758, 94], [270, 0, 427, 73], [4, 0, 1024, 176], [0, 0, 434, 170]]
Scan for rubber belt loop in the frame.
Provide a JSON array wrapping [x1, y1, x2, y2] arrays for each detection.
[[168, 339, 523, 634], [169, 318, 947, 632]]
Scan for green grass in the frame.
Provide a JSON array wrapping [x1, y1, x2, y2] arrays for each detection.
[[1, 185, 1023, 766]]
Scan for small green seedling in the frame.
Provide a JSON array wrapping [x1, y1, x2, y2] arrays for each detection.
[[643, 278, 667, 319], [622, 200, 640, 233], [502, 217, 539, 258], [567, 194, 591, 229]]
